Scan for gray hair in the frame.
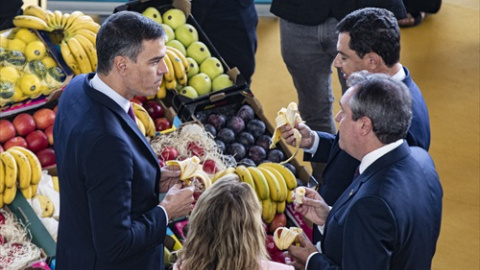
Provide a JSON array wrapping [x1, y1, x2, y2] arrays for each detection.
[[96, 11, 166, 74], [347, 71, 412, 144]]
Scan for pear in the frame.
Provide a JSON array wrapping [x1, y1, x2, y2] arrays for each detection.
[[166, 39, 187, 56], [180, 86, 199, 99], [186, 57, 199, 78], [162, 8, 186, 30], [161, 24, 175, 42], [142, 7, 162, 24], [175, 23, 199, 47], [188, 73, 211, 96], [187, 41, 211, 64], [200, 57, 224, 80], [212, 74, 234, 92]]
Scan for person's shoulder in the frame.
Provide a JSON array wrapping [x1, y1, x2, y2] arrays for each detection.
[[262, 260, 295, 270]]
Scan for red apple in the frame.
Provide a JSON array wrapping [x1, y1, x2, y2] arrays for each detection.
[[154, 117, 171, 131], [268, 213, 287, 233], [0, 119, 16, 143], [26, 130, 48, 153], [160, 146, 178, 161], [13, 113, 36, 136], [4, 136, 28, 150], [202, 159, 218, 174], [130, 97, 143, 106], [144, 100, 165, 119], [33, 108, 55, 130], [45, 125, 54, 145], [36, 147, 56, 167]]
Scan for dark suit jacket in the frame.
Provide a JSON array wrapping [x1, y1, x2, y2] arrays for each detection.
[[54, 74, 167, 270], [307, 142, 442, 269]]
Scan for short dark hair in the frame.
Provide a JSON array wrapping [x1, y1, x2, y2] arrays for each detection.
[[336, 7, 400, 67], [96, 11, 165, 74], [347, 71, 412, 144]]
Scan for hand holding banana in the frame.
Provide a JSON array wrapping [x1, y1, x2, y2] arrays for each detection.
[[270, 102, 304, 164]]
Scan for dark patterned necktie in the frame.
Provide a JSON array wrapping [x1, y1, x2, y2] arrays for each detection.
[[353, 166, 360, 180], [127, 105, 136, 121]]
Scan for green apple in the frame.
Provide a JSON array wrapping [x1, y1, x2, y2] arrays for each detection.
[[186, 57, 199, 78], [166, 39, 186, 56], [212, 74, 234, 92], [200, 57, 224, 80], [179, 86, 198, 99], [188, 73, 211, 96], [161, 24, 175, 42], [142, 7, 162, 24], [162, 8, 186, 30], [187, 41, 211, 64], [175, 24, 199, 47]]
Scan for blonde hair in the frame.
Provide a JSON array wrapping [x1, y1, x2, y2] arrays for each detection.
[[176, 175, 268, 270]]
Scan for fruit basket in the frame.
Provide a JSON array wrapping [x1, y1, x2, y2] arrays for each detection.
[[0, 28, 73, 117], [113, 0, 248, 109]]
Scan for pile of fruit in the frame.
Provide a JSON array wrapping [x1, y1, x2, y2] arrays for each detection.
[[141, 7, 235, 99], [12, 5, 99, 75], [130, 97, 174, 136], [0, 28, 66, 106]]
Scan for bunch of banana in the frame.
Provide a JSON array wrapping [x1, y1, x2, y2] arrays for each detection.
[[0, 146, 43, 206], [131, 102, 156, 137], [165, 156, 212, 189], [12, 5, 99, 75], [270, 102, 304, 165], [163, 46, 189, 91], [273, 227, 303, 250]]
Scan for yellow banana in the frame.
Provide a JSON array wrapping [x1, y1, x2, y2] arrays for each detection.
[[166, 50, 186, 81], [3, 185, 17, 205], [261, 198, 273, 222], [64, 10, 84, 32], [247, 166, 270, 200], [165, 79, 177, 90], [131, 102, 155, 137], [0, 151, 18, 188], [270, 201, 277, 222], [162, 55, 176, 83], [67, 19, 100, 34], [53, 10, 64, 28], [61, 13, 70, 29], [45, 10, 56, 28], [277, 200, 286, 213], [258, 167, 282, 202], [287, 189, 294, 203], [0, 159, 5, 193], [136, 117, 146, 136], [166, 156, 212, 189], [74, 29, 97, 46], [260, 166, 288, 202], [23, 5, 48, 22], [295, 187, 306, 204], [60, 39, 82, 75], [273, 227, 303, 250], [9, 147, 42, 185], [212, 167, 236, 183], [156, 79, 167, 99], [21, 185, 34, 199], [74, 33, 97, 71], [31, 183, 39, 197], [52, 176, 59, 192], [167, 46, 189, 72], [270, 102, 304, 164], [13, 15, 54, 31], [7, 148, 32, 189], [259, 162, 298, 190], [66, 36, 92, 74], [0, 194, 3, 208], [235, 165, 256, 191]]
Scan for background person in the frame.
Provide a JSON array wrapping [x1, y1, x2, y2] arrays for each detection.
[[54, 11, 195, 270], [286, 72, 443, 269], [174, 175, 294, 270]]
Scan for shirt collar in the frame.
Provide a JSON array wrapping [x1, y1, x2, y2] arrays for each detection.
[[359, 139, 403, 174], [391, 64, 406, 81], [90, 74, 131, 113]]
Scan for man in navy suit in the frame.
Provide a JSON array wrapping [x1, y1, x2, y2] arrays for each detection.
[[284, 72, 442, 269], [54, 11, 195, 269]]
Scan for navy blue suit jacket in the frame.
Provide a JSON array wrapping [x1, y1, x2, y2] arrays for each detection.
[[307, 142, 442, 269], [54, 74, 167, 270]]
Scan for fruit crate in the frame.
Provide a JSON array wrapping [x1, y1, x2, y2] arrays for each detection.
[[179, 86, 319, 188], [0, 28, 73, 117], [113, 0, 248, 110]]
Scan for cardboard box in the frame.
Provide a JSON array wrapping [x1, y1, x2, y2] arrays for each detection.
[[0, 28, 73, 117], [113, 0, 248, 114]]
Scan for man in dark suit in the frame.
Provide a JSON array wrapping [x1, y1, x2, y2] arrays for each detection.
[[284, 72, 443, 269], [53, 11, 195, 269]]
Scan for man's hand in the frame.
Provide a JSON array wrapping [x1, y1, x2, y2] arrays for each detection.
[[280, 122, 315, 149], [159, 165, 182, 193], [286, 234, 318, 269], [160, 184, 195, 221], [294, 187, 330, 226]]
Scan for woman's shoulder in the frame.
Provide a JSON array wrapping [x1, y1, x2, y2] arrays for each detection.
[[261, 260, 295, 270]]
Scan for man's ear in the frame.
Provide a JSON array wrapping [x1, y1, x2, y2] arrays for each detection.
[[114, 56, 128, 76], [359, 116, 373, 135], [365, 52, 381, 70]]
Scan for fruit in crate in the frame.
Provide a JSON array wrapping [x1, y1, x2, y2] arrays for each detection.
[[179, 86, 198, 99], [162, 8, 187, 30], [142, 7, 162, 24], [175, 24, 198, 47], [187, 41, 211, 65], [188, 73, 211, 96], [12, 5, 100, 75], [200, 57, 224, 80], [212, 74, 234, 92]]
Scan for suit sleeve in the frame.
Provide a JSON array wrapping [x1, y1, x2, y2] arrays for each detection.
[[308, 197, 397, 269], [82, 133, 167, 263], [304, 131, 336, 163]]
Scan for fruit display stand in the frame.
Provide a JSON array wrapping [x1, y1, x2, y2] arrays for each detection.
[[113, 0, 248, 115], [0, 28, 73, 117]]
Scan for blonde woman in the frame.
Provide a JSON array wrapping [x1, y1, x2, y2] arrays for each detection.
[[174, 174, 294, 270]]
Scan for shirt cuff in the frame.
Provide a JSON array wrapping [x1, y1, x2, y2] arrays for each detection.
[[303, 131, 319, 154], [305, 252, 320, 269], [157, 205, 169, 226]]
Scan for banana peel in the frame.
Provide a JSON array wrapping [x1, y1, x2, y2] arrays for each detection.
[[270, 102, 304, 164], [273, 226, 303, 250], [166, 156, 212, 189]]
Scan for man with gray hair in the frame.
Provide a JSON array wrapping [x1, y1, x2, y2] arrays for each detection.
[[283, 72, 443, 269]]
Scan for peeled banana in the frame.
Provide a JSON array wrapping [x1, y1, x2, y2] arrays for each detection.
[[270, 102, 304, 164], [166, 156, 212, 189], [273, 227, 303, 250]]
